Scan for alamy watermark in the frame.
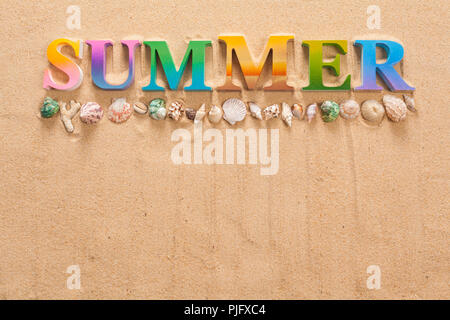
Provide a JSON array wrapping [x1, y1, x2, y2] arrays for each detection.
[[366, 265, 381, 290], [367, 5, 381, 30], [66, 5, 81, 30], [171, 124, 279, 176], [66, 265, 81, 290]]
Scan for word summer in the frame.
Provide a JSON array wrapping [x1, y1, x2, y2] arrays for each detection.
[[43, 36, 415, 92]]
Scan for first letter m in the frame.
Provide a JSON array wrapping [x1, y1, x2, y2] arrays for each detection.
[[218, 35, 294, 91], [142, 40, 212, 91]]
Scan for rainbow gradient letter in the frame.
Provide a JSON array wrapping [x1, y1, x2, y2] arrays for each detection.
[[86, 40, 141, 90], [142, 41, 211, 91], [43, 38, 83, 91], [354, 40, 414, 91], [218, 35, 294, 91], [302, 40, 351, 91]]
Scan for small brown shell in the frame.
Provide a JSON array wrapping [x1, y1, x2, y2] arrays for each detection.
[[383, 95, 407, 122], [403, 95, 416, 112], [185, 108, 196, 121], [291, 103, 305, 120]]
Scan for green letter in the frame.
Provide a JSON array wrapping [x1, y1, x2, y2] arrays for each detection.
[[303, 40, 351, 91]]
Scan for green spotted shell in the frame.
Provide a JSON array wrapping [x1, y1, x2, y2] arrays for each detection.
[[41, 97, 60, 118], [148, 98, 167, 120], [320, 100, 339, 122]]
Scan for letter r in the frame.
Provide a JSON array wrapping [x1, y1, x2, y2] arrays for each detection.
[[354, 40, 414, 91]]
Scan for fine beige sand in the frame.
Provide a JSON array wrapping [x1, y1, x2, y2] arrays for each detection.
[[0, 0, 448, 299]]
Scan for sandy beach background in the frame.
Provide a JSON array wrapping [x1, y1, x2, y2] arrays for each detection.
[[0, 0, 448, 299]]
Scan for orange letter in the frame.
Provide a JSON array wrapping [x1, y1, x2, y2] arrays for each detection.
[[218, 35, 294, 91]]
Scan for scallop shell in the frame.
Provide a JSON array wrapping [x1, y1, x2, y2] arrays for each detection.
[[291, 103, 305, 120], [80, 102, 104, 124], [108, 98, 132, 123], [185, 108, 196, 121], [41, 97, 60, 118], [306, 103, 317, 123], [361, 100, 385, 123], [60, 100, 81, 133], [222, 98, 247, 125], [281, 102, 293, 127], [149, 98, 167, 120], [248, 102, 263, 120], [320, 100, 340, 123], [263, 104, 280, 120], [195, 104, 207, 124], [168, 101, 184, 121], [133, 102, 148, 115], [403, 95, 416, 112], [339, 99, 360, 120], [208, 105, 222, 123], [383, 95, 407, 122]]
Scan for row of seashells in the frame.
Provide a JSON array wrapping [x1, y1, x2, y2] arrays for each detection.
[[41, 95, 416, 132]]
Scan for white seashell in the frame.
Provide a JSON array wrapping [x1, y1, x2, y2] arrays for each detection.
[[383, 95, 407, 122], [168, 101, 184, 121], [281, 102, 293, 127], [194, 103, 206, 124], [248, 102, 263, 120], [403, 95, 416, 112], [133, 102, 148, 114], [263, 104, 280, 120], [80, 102, 104, 124], [208, 105, 222, 123], [60, 100, 81, 133], [339, 99, 360, 120], [361, 100, 385, 123], [306, 103, 317, 123], [222, 98, 247, 125], [108, 98, 132, 123], [155, 107, 167, 120], [291, 103, 305, 120]]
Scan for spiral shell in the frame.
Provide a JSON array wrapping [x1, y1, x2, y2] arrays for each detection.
[[108, 98, 132, 123], [291, 103, 305, 120], [306, 103, 317, 123], [222, 98, 247, 125], [403, 95, 416, 112], [208, 105, 222, 123], [195, 104, 207, 124], [263, 104, 280, 120], [383, 95, 407, 122], [248, 102, 263, 120], [80, 102, 104, 124], [149, 98, 167, 120], [168, 101, 184, 121], [339, 99, 360, 120], [281, 102, 293, 127], [41, 97, 60, 118], [361, 100, 385, 123], [320, 100, 339, 122]]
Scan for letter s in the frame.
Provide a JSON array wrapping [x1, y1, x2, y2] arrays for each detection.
[[43, 38, 83, 91]]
